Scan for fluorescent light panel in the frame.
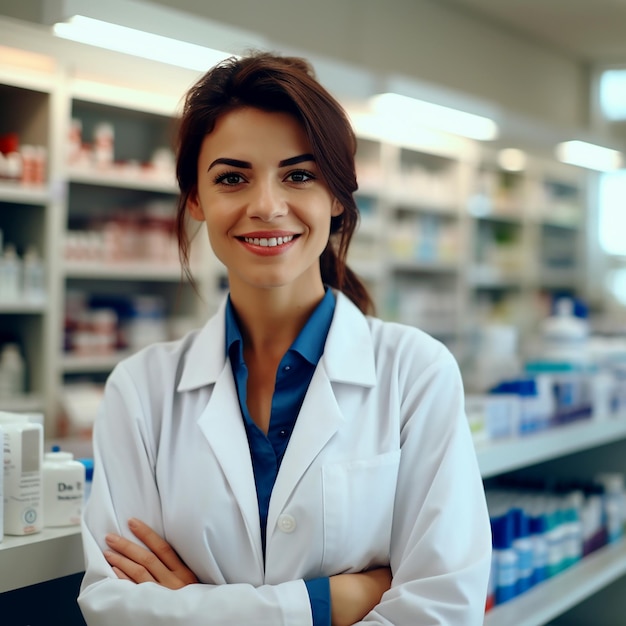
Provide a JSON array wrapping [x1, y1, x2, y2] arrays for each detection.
[[370, 92, 498, 141], [555, 140, 623, 172], [497, 148, 527, 172], [53, 15, 232, 71], [600, 69, 626, 121]]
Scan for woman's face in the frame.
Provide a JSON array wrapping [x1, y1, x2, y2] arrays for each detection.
[[188, 107, 342, 299]]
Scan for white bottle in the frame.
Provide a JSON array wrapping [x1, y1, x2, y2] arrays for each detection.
[[22, 245, 46, 302], [0, 343, 26, 398], [0, 243, 21, 302], [43, 449, 85, 527], [541, 297, 588, 362], [0, 411, 43, 535], [0, 423, 3, 542]]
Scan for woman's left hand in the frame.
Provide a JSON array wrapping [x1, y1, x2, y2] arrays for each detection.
[[104, 518, 199, 589]]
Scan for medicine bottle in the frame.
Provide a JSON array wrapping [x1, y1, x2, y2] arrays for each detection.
[[22, 245, 46, 303], [0, 411, 43, 535], [0, 343, 26, 398], [43, 449, 86, 527]]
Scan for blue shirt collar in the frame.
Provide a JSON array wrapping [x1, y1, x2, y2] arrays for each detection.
[[225, 288, 336, 366]]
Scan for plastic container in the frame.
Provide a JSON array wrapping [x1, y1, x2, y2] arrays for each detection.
[[77, 457, 94, 502], [22, 245, 46, 302], [529, 510, 548, 586], [0, 411, 43, 535], [511, 507, 533, 593], [541, 297, 588, 363], [595, 473, 625, 543], [0, 343, 26, 398], [0, 422, 3, 541], [492, 511, 520, 605], [0, 243, 21, 301], [42, 449, 85, 527]]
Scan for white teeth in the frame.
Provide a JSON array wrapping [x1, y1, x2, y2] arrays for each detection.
[[243, 235, 294, 247]]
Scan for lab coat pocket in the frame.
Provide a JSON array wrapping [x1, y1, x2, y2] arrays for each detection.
[[321, 449, 401, 573]]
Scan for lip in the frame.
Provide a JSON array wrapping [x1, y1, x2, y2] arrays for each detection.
[[236, 231, 300, 257], [237, 230, 298, 239]]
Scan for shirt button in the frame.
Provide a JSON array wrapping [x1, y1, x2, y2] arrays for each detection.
[[283, 365, 291, 372], [277, 514, 296, 533]]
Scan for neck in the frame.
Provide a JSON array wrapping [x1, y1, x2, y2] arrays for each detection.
[[230, 283, 326, 358]]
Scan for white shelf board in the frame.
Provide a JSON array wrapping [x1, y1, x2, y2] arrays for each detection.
[[60, 351, 131, 374], [484, 540, 626, 626], [0, 181, 51, 205], [0, 394, 45, 413], [70, 79, 181, 117], [477, 416, 626, 479], [0, 526, 83, 593], [64, 261, 183, 282], [472, 211, 524, 225], [537, 268, 579, 289], [0, 299, 47, 314], [390, 258, 459, 273], [469, 265, 525, 289], [0, 66, 57, 94], [68, 168, 178, 194], [389, 194, 458, 216]]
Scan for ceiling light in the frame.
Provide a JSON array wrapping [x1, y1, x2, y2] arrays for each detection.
[[555, 140, 623, 172], [370, 93, 498, 141], [497, 148, 527, 172], [53, 15, 232, 71], [600, 69, 626, 121]]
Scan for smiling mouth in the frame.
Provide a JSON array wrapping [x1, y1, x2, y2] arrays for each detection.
[[241, 235, 297, 247]]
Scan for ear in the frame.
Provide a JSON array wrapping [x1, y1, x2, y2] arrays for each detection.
[[187, 189, 206, 222], [330, 198, 344, 217]]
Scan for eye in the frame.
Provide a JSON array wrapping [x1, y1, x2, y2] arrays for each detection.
[[285, 169, 315, 184], [214, 171, 246, 186]]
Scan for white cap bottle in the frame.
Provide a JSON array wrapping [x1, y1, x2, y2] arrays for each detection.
[[541, 297, 588, 362], [42, 448, 86, 527]]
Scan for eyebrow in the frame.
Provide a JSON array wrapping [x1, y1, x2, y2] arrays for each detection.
[[207, 153, 315, 171]]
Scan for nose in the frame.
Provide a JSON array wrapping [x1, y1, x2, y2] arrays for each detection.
[[246, 179, 287, 221]]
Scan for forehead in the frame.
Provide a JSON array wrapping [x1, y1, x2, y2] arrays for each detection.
[[201, 107, 311, 159]]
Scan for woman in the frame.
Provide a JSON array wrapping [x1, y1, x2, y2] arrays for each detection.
[[78, 52, 491, 625]]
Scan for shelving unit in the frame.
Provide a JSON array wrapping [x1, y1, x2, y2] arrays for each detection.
[[2, 416, 626, 625], [484, 540, 626, 626], [0, 20, 615, 625], [0, 74, 57, 422], [0, 527, 83, 593], [477, 415, 626, 625]]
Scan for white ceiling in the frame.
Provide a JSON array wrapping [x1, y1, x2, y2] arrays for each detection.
[[439, 0, 626, 65]]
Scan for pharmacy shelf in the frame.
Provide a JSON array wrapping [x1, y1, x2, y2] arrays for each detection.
[[0, 526, 83, 593], [0, 393, 45, 413], [60, 351, 132, 374], [67, 168, 178, 194], [477, 416, 626, 479], [63, 261, 183, 282], [483, 540, 626, 626], [389, 259, 459, 273], [0, 181, 50, 205], [0, 300, 47, 313]]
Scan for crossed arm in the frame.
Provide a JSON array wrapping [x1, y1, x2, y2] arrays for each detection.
[[104, 518, 392, 626]]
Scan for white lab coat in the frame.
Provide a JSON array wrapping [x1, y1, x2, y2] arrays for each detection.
[[78, 291, 491, 625]]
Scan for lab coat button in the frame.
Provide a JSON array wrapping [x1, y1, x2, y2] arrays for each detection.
[[277, 514, 296, 533]]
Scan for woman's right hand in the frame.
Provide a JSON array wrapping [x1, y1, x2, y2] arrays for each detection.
[[329, 567, 392, 626]]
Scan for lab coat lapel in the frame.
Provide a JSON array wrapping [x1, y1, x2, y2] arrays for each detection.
[[196, 362, 264, 571], [267, 293, 378, 533], [267, 363, 343, 534]]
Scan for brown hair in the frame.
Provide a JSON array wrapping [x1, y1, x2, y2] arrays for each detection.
[[175, 51, 374, 315]]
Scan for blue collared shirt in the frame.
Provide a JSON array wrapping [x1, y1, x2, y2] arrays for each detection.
[[225, 288, 335, 626]]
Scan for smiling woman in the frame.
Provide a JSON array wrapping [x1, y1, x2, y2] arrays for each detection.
[[77, 52, 492, 626], [187, 107, 343, 294]]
